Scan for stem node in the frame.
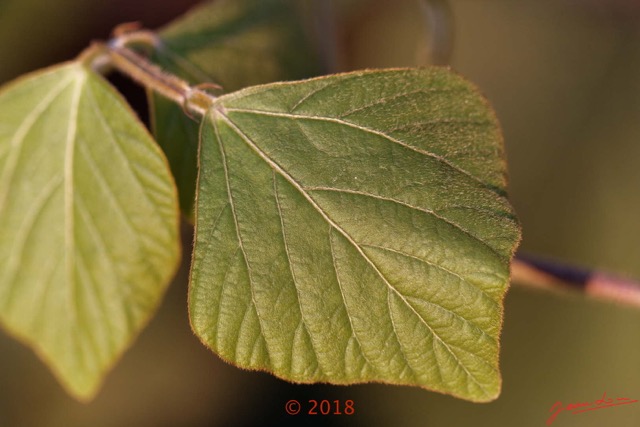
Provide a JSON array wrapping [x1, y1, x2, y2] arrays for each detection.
[[79, 28, 216, 118]]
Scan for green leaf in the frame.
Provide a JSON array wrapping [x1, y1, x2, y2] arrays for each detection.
[[0, 62, 180, 400], [149, 0, 323, 220], [190, 68, 520, 402]]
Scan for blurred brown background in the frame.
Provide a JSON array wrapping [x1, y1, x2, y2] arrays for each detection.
[[1, 0, 639, 426]]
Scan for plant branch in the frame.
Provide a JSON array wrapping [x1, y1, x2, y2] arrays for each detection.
[[79, 28, 216, 117], [512, 254, 640, 309], [79, 27, 640, 312]]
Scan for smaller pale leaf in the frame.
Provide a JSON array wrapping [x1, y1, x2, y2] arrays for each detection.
[[0, 62, 180, 399], [190, 68, 520, 402], [149, 0, 322, 220]]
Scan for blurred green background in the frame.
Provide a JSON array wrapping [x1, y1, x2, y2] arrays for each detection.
[[1, 0, 639, 426]]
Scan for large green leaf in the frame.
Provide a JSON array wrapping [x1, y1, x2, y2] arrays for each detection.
[[149, 0, 322, 220], [0, 62, 180, 399], [190, 68, 521, 402]]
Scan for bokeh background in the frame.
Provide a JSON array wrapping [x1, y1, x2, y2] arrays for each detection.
[[1, 0, 639, 426]]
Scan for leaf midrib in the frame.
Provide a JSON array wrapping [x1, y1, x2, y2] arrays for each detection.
[[64, 71, 85, 330]]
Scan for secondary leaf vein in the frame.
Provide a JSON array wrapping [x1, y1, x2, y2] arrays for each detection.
[[273, 172, 323, 376], [338, 88, 463, 118], [328, 228, 376, 377], [223, 108, 491, 189], [2, 177, 62, 313], [387, 288, 421, 382], [0, 75, 74, 213], [306, 186, 505, 262], [213, 116, 272, 367], [361, 243, 498, 313]]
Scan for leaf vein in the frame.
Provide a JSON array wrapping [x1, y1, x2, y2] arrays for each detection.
[[213, 117, 272, 367], [338, 88, 463, 118], [76, 143, 161, 282], [214, 246, 241, 351], [0, 75, 75, 212], [307, 186, 504, 262], [388, 282, 493, 397], [74, 244, 110, 364], [224, 108, 490, 188], [65, 75, 84, 329], [362, 243, 498, 318], [1, 177, 62, 312], [386, 288, 421, 382], [273, 172, 323, 376], [328, 228, 376, 377], [198, 202, 231, 269], [388, 118, 492, 133], [84, 84, 161, 222], [289, 79, 342, 113]]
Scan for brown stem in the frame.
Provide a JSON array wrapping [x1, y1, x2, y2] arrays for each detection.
[[512, 254, 640, 309], [79, 30, 216, 117]]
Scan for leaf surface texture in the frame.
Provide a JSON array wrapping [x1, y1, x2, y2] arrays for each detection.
[[0, 63, 180, 399], [191, 68, 520, 401]]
